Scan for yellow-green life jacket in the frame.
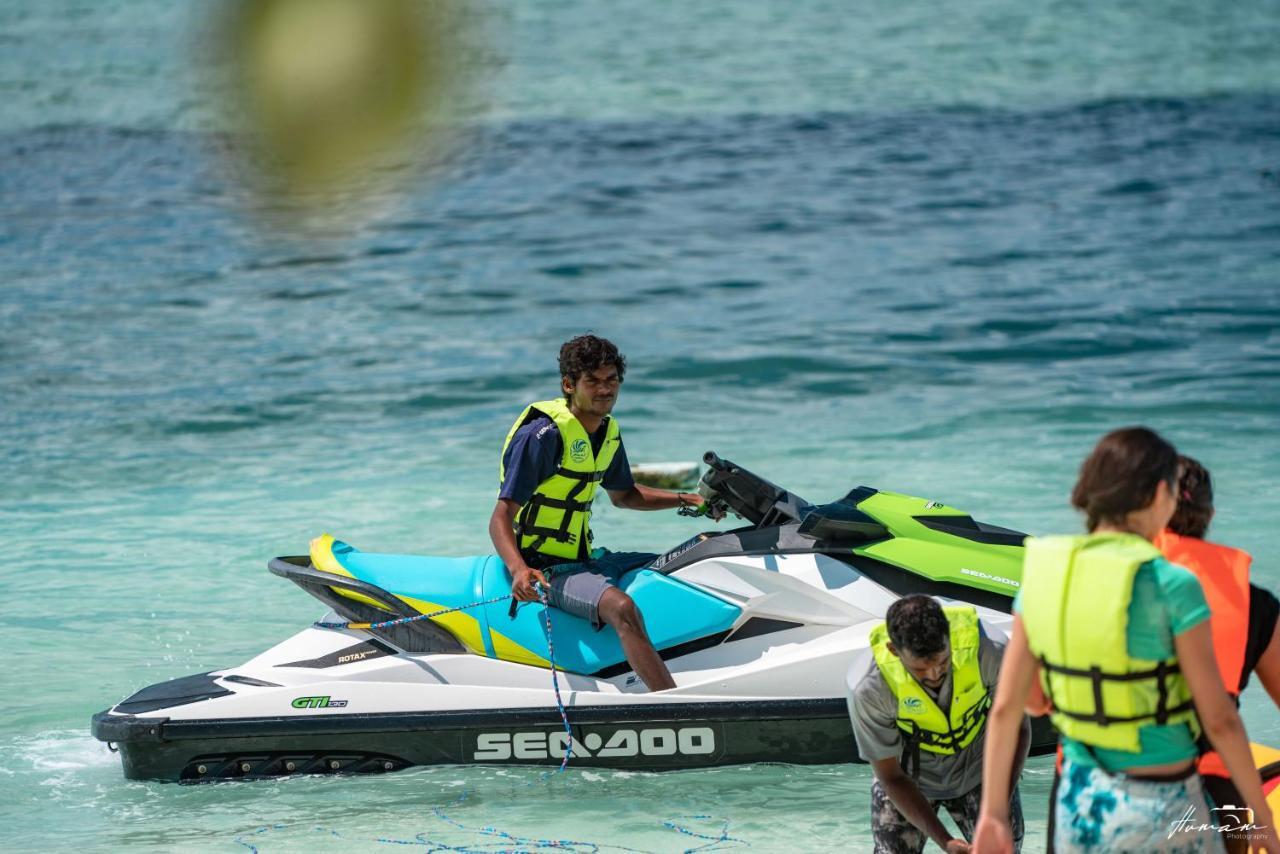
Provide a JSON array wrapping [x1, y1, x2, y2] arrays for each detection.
[[499, 398, 621, 561], [1020, 532, 1201, 752], [870, 605, 991, 775]]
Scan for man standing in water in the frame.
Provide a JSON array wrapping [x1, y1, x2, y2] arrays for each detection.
[[489, 334, 711, 691], [849, 594, 1030, 853]]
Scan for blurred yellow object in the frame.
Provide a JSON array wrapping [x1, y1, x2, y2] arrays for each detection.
[[1253, 742, 1280, 854], [214, 0, 460, 223], [1253, 741, 1280, 770]]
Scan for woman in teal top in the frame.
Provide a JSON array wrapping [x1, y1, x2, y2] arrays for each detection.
[[973, 427, 1279, 854], [1012, 553, 1213, 774]]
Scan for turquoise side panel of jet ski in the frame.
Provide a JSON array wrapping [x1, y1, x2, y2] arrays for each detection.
[[328, 542, 503, 658], [326, 541, 740, 674], [336, 546, 494, 608], [481, 567, 742, 675]]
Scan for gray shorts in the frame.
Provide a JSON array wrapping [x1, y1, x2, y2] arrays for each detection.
[[539, 551, 657, 627]]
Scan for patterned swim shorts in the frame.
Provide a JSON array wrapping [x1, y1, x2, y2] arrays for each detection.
[[1054, 758, 1228, 853]]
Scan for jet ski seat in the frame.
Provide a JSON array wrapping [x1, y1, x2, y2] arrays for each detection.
[[309, 534, 740, 676]]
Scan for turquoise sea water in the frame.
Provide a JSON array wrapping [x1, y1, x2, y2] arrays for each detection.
[[3, 1, 1279, 850]]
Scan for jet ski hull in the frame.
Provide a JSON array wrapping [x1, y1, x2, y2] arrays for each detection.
[[94, 697, 863, 781], [95, 702, 1060, 782], [92, 455, 1061, 783]]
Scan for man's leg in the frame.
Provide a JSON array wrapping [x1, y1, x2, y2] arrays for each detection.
[[870, 778, 932, 854], [597, 587, 675, 691], [949, 784, 1024, 853]]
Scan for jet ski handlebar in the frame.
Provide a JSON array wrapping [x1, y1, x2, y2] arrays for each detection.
[[694, 450, 812, 528], [702, 450, 731, 472]]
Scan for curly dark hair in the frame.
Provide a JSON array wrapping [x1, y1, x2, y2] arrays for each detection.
[[558, 334, 626, 399], [1168, 455, 1214, 539], [886, 594, 949, 658], [1070, 426, 1179, 532]]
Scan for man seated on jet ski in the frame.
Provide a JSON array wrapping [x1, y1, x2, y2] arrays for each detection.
[[489, 334, 716, 692], [849, 595, 1030, 854]]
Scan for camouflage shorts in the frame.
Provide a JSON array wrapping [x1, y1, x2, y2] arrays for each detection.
[[870, 779, 1024, 854]]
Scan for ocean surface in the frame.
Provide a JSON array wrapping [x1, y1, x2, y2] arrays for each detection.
[[3, 0, 1279, 851]]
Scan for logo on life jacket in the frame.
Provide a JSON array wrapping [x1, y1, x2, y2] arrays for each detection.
[[570, 438, 590, 463], [903, 697, 924, 713]]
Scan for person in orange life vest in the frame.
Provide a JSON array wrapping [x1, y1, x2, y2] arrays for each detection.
[[1159, 456, 1280, 853], [1023, 455, 1280, 853]]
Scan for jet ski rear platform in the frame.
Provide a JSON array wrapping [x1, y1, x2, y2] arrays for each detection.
[[93, 452, 1056, 781]]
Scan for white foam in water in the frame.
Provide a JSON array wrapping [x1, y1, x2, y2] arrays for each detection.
[[23, 731, 119, 772]]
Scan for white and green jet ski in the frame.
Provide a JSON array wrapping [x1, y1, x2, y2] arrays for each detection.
[[92, 452, 1054, 782]]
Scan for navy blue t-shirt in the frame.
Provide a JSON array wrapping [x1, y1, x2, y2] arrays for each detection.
[[498, 415, 634, 506]]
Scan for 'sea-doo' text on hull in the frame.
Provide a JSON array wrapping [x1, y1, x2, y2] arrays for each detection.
[[95, 698, 863, 782]]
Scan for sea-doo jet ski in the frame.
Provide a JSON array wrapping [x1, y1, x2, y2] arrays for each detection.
[[93, 452, 1054, 781]]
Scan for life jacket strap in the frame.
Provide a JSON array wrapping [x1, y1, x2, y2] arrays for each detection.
[[909, 690, 992, 750], [1039, 658, 1182, 682], [897, 690, 991, 775], [901, 722, 922, 779], [515, 522, 581, 544], [523, 495, 594, 513], [516, 489, 593, 550], [1038, 656, 1195, 727], [554, 468, 605, 482]]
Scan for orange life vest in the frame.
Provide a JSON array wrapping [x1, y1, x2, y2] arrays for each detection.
[[1154, 529, 1252, 778]]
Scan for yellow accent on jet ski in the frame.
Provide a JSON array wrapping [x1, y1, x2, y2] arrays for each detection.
[[309, 534, 387, 611], [491, 629, 550, 668], [308, 534, 496, 658], [398, 592, 488, 658]]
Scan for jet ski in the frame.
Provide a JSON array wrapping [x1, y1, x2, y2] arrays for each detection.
[[92, 451, 1055, 782]]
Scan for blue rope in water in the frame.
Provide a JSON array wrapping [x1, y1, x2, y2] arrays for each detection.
[[239, 816, 744, 854], [661, 816, 747, 853]]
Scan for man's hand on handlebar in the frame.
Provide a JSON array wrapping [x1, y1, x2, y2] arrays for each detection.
[[511, 565, 549, 602], [677, 492, 726, 521]]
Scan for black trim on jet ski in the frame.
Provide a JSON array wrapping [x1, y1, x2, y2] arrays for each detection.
[[591, 619, 814, 679], [913, 515, 1028, 548], [114, 672, 233, 715], [591, 630, 734, 678], [278, 639, 398, 670], [724, 617, 805, 642], [94, 698, 858, 780], [221, 675, 281, 687], [836, 553, 1014, 613], [651, 522, 858, 574], [94, 699, 1059, 782], [798, 492, 890, 543], [269, 556, 465, 655]]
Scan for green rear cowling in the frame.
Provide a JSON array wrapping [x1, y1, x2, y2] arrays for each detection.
[[851, 490, 1026, 598]]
